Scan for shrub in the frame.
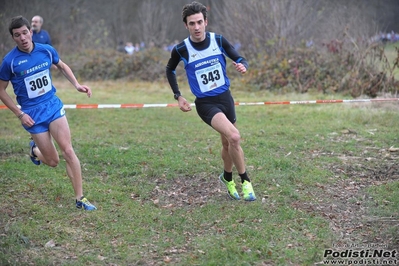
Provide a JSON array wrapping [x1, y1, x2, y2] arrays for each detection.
[[59, 42, 399, 98], [244, 41, 399, 97], [62, 48, 170, 82]]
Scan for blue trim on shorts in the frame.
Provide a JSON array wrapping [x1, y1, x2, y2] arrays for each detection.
[[22, 96, 65, 134]]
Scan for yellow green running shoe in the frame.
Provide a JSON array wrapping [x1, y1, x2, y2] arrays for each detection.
[[76, 196, 97, 211], [219, 173, 240, 200], [242, 180, 256, 201]]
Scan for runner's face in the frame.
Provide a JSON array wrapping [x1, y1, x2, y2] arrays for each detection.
[[12, 25, 33, 53], [185, 13, 207, 42]]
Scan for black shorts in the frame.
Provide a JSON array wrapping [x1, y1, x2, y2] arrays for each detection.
[[194, 90, 236, 126]]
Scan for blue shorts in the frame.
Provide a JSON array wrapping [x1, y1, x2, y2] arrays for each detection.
[[22, 96, 65, 134], [194, 89, 236, 126]]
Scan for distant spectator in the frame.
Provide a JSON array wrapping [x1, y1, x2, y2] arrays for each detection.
[[140, 41, 145, 50], [165, 40, 179, 52], [116, 41, 126, 53], [134, 43, 140, 52], [31, 15, 52, 45], [124, 42, 134, 55], [233, 40, 241, 51]]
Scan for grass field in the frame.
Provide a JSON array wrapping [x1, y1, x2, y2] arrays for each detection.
[[1, 79, 398, 265]]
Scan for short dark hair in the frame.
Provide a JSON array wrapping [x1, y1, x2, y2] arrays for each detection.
[[9, 15, 30, 35], [182, 1, 207, 24]]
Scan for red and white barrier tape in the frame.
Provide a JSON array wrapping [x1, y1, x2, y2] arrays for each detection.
[[0, 98, 398, 109], [236, 98, 399, 106]]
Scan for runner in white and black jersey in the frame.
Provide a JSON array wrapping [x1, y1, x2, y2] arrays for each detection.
[[166, 1, 256, 201], [0, 16, 97, 210]]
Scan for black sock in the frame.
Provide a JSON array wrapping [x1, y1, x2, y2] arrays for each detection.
[[223, 170, 233, 182], [76, 195, 84, 202], [31, 144, 37, 157], [239, 172, 251, 183]]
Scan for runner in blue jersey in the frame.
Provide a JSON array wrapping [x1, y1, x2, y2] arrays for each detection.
[[0, 16, 96, 210], [166, 1, 256, 201]]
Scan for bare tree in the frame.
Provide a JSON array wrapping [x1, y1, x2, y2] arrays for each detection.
[[1, 0, 399, 59], [268, 0, 324, 46], [208, 0, 399, 56], [134, 0, 173, 48]]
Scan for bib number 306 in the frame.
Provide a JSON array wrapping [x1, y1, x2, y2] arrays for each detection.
[[29, 76, 49, 91], [24, 69, 52, 99]]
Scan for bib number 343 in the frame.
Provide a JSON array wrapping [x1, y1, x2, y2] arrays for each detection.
[[196, 63, 225, 93]]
